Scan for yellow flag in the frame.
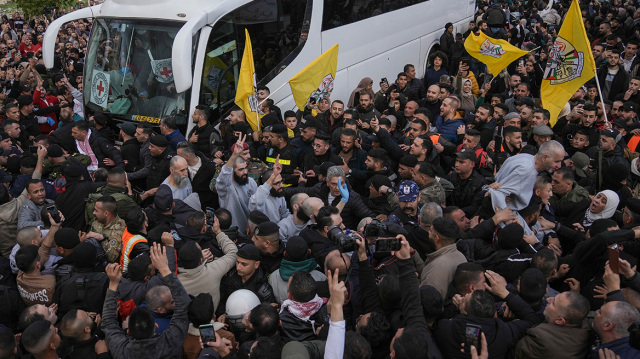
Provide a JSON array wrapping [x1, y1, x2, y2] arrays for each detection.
[[464, 31, 529, 76], [235, 29, 260, 132], [289, 44, 339, 110], [541, 0, 596, 127]]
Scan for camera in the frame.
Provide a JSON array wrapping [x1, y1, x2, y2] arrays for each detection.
[[327, 226, 358, 252], [364, 219, 389, 238], [374, 237, 401, 253]]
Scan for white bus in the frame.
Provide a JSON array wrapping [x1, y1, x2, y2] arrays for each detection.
[[43, 0, 475, 134]]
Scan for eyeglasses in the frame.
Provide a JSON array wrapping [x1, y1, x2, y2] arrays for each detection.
[[312, 143, 325, 148]]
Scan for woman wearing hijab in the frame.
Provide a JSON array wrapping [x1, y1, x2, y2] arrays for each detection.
[[348, 77, 374, 108], [454, 77, 477, 114], [547, 190, 620, 253]]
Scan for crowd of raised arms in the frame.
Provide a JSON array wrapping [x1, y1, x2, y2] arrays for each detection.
[[5, 0, 640, 358]]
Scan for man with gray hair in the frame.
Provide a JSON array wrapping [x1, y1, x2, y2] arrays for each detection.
[[285, 166, 374, 229], [161, 155, 194, 203], [176, 141, 217, 210], [592, 301, 640, 357], [278, 193, 310, 243], [216, 137, 257, 232], [406, 202, 442, 260]]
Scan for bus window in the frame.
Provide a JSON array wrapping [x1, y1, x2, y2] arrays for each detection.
[[84, 18, 198, 123], [322, 0, 427, 31], [199, 0, 312, 114]]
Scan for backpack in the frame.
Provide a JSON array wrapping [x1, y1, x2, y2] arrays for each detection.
[[54, 272, 108, 318], [84, 186, 134, 225]]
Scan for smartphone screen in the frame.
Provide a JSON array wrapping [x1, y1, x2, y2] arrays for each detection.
[[609, 245, 619, 274], [199, 324, 215, 346], [465, 324, 481, 353]]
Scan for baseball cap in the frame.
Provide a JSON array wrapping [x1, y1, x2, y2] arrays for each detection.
[[117, 122, 136, 137], [154, 184, 173, 212], [571, 152, 589, 178], [612, 119, 628, 131], [301, 117, 319, 129], [601, 128, 620, 139], [397, 180, 419, 202], [47, 144, 64, 158], [366, 174, 393, 192], [455, 148, 476, 162], [149, 135, 169, 148], [624, 101, 639, 112]]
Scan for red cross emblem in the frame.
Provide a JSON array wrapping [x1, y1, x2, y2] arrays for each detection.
[[160, 67, 172, 78], [96, 80, 105, 96]]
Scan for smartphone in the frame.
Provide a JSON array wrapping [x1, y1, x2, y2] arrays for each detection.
[[29, 145, 38, 154], [374, 237, 402, 253], [199, 324, 215, 346], [465, 324, 482, 353], [46, 205, 61, 223], [609, 244, 619, 274], [578, 99, 586, 106]]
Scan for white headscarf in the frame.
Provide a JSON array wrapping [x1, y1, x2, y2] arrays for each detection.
[[583, 190, 620, 227]]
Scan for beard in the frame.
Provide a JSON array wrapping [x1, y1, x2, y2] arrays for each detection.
[[270, 187, 285, 197], [296, 210, 310, 223], [234, 172, 249, 185], [60, 112, 72, 122], [172, 173, 189, 188]]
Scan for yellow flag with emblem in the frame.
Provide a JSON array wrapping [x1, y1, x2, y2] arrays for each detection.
[[464, 31, 530, 76], [235, 29, 260, 132], [289, 44, 339, 110], [541, 0, 596, 127]]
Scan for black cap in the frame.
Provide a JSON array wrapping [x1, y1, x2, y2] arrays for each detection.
[[117, 122, 136, 137], [455, 148, 477, 162], [367, 174, 393, 192], [72, 242, 97, 269], [255, 221, 279, 237], [54, 228, 80, 249], [301, 117, 319, 129], [47, 144, 64, 158], [271, 123, 288, 136], [612, 119, 628, 131], [149, 135, 169, 148], [19, 84, 31, 93], [17, 95, 33, 108], [0, 132, 10, 141], [498, 223, 524, 250], [399, 155, 418, 168], [285, 236, 308, 262], [624, 101, 639, 112], [237, 243, 261, 261], [249, 210, 270, 225], [154, 184, 173, 212]]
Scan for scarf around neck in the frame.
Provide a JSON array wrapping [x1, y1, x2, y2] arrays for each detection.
[[280, 294, 325, 322]]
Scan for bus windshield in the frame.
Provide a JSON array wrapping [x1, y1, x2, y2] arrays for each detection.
[[83, 18, 195, 123]]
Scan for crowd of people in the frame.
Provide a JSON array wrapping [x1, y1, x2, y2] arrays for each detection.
[[3, 0, 640, 358]]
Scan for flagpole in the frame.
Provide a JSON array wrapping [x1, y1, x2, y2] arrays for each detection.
[[258, 81, 289, 106], [592, 69, 610, 124]]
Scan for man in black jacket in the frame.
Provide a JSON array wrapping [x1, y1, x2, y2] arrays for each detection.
[[446, 149, 486, 217], [116, 122, 140, 173], [301, 132, 343, 187], [177, 141, 217, 210], [435, 270, 540, 359], [59, 308, 109, 359], [146, 136, 174, 189], [49, 102, 77, 154], [55, 163, 104, 231], [217, 244, 276, 316], [71, 120, 123, 170], [187, 105, 214, 155]]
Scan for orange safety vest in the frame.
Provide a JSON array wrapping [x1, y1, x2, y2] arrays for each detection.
[[629, 135, 640, 153], [120, 228, 147, 272]]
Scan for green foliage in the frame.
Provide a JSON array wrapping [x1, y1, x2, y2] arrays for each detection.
[[12, 0, 84, 17]]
